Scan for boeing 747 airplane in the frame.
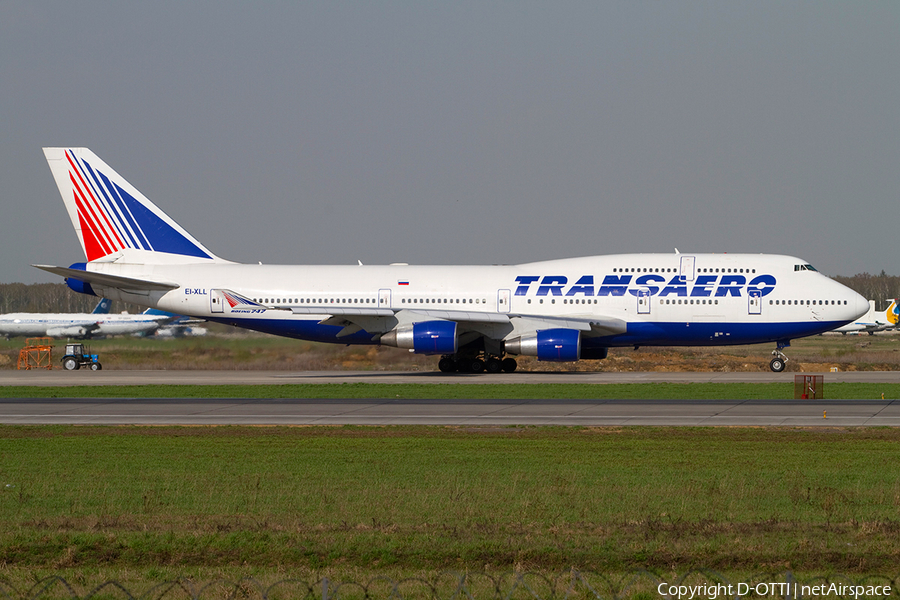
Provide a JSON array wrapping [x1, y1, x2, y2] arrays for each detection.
[[36, 148, 869, 372]]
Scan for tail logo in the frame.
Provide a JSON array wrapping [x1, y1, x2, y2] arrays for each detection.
[[889, 299, 899, 326], [220, 290, 263, 309], [64, 150, 213, 261]]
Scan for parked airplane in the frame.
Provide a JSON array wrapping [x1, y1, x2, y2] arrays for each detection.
[[36, 148, 869, 372], [0, 300, 177, 339], [831, 299, 900, 335]]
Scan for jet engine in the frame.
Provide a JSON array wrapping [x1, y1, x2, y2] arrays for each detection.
[[380, 320, 458, 355], [504, 328, 581, 362], [46, 326, 90, 338]]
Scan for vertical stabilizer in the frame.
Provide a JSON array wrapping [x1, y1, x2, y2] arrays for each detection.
[[888, 299, 899, 327], [91, 298, 111, 314], [43, 148, 221, 263]]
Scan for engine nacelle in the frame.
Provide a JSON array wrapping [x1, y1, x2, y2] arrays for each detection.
[[46, 326, 90, 338], [380, 320, 458, 355], [65, 263, 96, 296], [504, 328, 581, 362]]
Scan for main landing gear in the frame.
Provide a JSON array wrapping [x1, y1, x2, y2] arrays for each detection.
[[438, 352, 517, 374], [769, 340, 790, 373]]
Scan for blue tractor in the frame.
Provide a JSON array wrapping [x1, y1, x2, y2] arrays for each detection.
[[61, 343, 102, 371]]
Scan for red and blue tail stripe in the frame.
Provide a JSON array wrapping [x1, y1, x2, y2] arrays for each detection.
[[64, 149, 214, 262], [220, 290, 263, 309]]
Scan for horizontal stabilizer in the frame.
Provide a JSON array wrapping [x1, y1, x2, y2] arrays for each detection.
[[33, 265, 179, 292]]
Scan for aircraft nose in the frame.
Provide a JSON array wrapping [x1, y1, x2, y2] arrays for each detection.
[[851, 291, 869, 320]]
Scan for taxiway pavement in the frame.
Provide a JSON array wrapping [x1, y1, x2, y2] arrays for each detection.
[[3, 369, 900, 385], [2, 370, 898, 426], [0, 397, 897, 426]]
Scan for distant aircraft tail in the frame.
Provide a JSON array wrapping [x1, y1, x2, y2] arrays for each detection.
[[888, 299, 899, 327], [42, 148, 222, 264], [91, 298, 111, 314]]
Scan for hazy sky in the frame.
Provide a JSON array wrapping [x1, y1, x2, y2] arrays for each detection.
[[2, 2, 898, 284]]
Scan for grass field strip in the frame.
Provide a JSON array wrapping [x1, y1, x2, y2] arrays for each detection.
[[3, 570, 898, 600]]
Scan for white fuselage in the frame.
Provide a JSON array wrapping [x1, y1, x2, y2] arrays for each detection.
[[0, 312, 167, 338], [80, 252, 868, 349]]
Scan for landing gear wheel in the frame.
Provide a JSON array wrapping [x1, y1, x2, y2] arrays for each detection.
[[501, 358, 518, 373], [468, 358, 484, 373], [438, 357, 457, 373], [63, 358, 78, 371], [485, 358, 502, 373], [770, 343, 790, 373]]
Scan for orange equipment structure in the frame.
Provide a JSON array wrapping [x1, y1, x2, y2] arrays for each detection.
[[17, 337, 53, 370]]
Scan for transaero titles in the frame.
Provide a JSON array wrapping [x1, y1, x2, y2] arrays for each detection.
[[657, 582, 892, 599], [514, 274, 777, 298]]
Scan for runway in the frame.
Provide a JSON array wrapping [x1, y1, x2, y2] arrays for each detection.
[[3, 369, 900, 385], [0, 397, 898, 426], [2, 370, 899, 426]]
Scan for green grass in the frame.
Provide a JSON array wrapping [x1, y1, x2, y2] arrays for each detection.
[[0, 425, 899, 586], [1, 382, 900, 399]]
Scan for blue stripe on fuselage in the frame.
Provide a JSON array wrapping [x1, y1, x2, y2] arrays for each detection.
[[207, 316, 846, 349], [585, 320, 847, 348], [205, 316, 378, 345]]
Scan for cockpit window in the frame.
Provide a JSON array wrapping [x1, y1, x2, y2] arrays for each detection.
[[794, 264, 818, 272]]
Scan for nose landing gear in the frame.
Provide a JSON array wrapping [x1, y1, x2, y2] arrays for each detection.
[[769, 340, 790, 372]]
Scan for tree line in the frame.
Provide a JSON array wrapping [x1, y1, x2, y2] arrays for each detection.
[[2, 273, 899, 315], [832, 272, 900, 311], [0, 283, 143, 314]]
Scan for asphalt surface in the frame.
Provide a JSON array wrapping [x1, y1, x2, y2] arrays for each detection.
[[1, 370, 898, 426], [0, 397, 897, 426], [0, 368, 898, 425], [3, 369, 900, 385]]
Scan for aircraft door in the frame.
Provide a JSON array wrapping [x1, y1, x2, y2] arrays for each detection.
[[748, 289, 762, 315], [497, 289, 511, 313], [679, 256, 696, 281], [378, 289, 392, 309], [637, 288, 651, 314], [210, 290, 225, 313]]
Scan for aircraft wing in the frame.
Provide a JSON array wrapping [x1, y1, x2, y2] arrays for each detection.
[[396, 309, 512, 324], [510, 315, 628, 337], [290, 305, 626, 339], [389, 310, 627, 335], [404, 311, 628, 336], [33, 265, 180, 292], [290, 307, 396, 317]]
